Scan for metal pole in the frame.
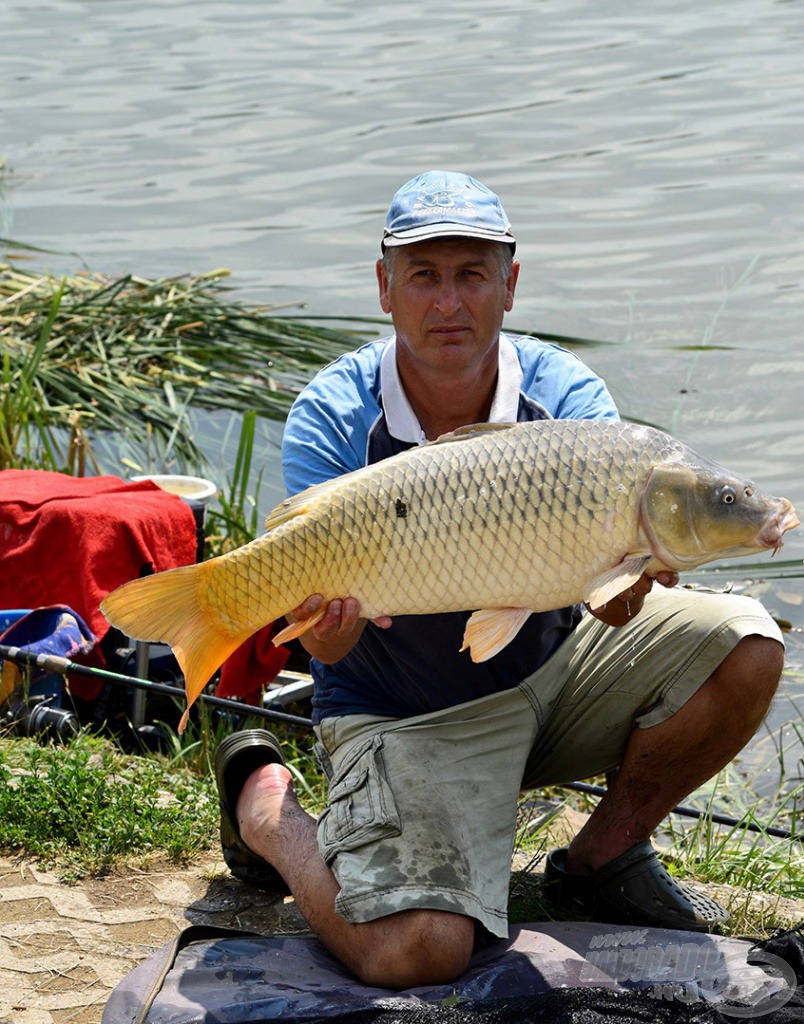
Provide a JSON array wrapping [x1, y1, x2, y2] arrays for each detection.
[[564, 781, 795, 841], [0, 644, 312, 729], [131, 641, 149, 728]]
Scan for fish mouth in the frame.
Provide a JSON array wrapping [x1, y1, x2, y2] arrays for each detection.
[[758, 499, 800, 554]]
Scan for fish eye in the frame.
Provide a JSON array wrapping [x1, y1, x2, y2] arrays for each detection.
[[720, 486, 738, 505]]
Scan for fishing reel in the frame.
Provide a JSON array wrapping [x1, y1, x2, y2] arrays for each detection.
[[0, 690, 80, 743]]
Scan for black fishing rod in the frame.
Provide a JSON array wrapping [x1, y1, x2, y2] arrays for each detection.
[[0, 643, 313, 729], [0, 644, 796, 840], [564, 780, 796, 841]]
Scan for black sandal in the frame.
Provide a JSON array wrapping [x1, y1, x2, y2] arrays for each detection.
[[214, 729, 291, 896], [543, 841, 729, 932]]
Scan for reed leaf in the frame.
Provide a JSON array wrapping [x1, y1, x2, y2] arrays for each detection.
[[0, 260, 372, 472]]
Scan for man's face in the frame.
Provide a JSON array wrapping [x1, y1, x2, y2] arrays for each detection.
[[375, 238, 520, 376]]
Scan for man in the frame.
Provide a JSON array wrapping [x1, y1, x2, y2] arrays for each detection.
[[215, 171, 784, 989]]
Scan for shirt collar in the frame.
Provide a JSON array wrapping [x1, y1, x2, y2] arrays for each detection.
[[379, 333, 523, 444]]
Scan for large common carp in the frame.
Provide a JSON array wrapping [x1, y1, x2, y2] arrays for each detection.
[[101, 419, 798, 729]]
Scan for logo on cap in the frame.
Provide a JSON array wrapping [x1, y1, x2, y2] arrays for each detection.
[[414, 178, 476, 218]]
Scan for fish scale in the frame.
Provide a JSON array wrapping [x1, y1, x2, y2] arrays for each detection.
[[239, 419, 652, 621], [100, 418, 798, 730], [266, 423, 610, 619]]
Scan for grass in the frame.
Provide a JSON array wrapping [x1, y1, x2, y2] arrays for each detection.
[[146, 699, 328, 814], [2, 710, 799, 935], [0, 711, 327, 883], [205, 409, 266, 555], [0, 731, 219, 880], [508, 760, 804, 935]]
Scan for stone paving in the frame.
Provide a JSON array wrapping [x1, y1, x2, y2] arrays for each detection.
[[2, 808, 800, 1024], [0, 853, 307, 1024]]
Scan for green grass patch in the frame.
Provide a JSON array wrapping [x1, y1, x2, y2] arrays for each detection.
[[0, 732, 220, 880], [0, 722, 800, 935], [0, 713, 326, 884], [148, 705, 328, 815], [508, 764, 803, 935], [660, 763, 803, 905]]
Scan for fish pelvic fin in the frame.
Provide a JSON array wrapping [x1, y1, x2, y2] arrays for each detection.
[[583, 555, 652, 610], [460, 607, 533, 662], [101, 564, 248, 733], [272, 606, 328, 645]]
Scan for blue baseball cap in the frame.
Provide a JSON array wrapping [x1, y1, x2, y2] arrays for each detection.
[[382, 170, 516, 252]]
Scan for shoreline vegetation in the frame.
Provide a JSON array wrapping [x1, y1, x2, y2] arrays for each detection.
[[0, 241, 801, 937], [0, 250, 371, 475]]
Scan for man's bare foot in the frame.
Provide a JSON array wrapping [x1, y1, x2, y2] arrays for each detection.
[[236, 762, 298, 859]]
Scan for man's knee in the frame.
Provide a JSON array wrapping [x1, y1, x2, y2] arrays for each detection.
[[354, 910, 474, 989], [668, 634, 784, 757], [712, 634, 784, 713]]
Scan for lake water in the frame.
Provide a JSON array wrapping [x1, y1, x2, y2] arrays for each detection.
[[2, 0, 803, 787]]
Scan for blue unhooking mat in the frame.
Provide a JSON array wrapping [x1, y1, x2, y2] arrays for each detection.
[[102, 921, 804, 1023]]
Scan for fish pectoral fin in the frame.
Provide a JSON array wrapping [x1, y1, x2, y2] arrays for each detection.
[[460, 607, 533, 662], [583, 555, 652, 610], [272, 606, 328, 645], [429, 422, 518, 446]]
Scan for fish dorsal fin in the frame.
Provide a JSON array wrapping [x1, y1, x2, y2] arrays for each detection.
[[263, 463, 379, 531], [460, 606, 533, 662], [429, 422, 518, 446], [583, 555, 651, 610], [264, 423, 519, 530], [263, 493, 315, 531]]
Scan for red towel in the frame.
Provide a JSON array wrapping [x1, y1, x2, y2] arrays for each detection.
[[0, 470, 198, 698], [0, 469, 293, 707]]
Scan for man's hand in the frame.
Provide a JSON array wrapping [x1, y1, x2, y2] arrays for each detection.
[[585, 571, 679, 627], [285, 594, 392, 664]]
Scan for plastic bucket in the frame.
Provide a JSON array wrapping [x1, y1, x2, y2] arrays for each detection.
[[131, 475, 218, 562]]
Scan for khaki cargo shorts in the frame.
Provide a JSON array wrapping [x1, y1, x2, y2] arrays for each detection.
[[312, 587, 783, 938]]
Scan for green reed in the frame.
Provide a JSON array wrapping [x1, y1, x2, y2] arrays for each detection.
[[0, 253, 369, 473]]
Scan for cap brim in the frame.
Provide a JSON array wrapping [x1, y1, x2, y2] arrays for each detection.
[[382, 224, 516, 249]]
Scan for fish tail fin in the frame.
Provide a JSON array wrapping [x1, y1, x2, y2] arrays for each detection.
[[101, 563, 247, 732]]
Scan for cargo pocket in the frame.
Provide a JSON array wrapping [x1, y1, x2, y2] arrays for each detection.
[[318, 734, 402, 866]]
